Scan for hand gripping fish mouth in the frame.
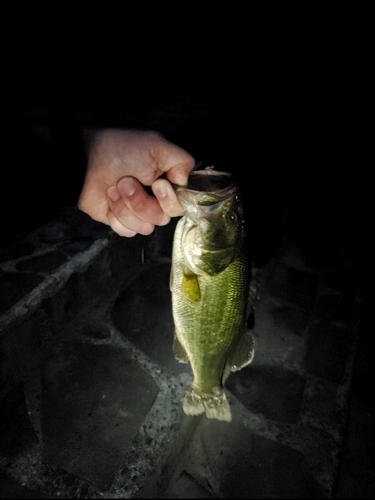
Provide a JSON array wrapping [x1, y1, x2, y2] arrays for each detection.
[[170, 167, 255, 422]]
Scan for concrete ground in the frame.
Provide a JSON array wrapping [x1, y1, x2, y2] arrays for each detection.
[[0, 186, 373, 498]]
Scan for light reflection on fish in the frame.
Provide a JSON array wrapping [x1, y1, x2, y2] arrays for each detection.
[[170, 167, 254, 422]]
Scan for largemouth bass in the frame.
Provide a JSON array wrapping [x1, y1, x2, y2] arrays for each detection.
[[170, 167, 254, 422]]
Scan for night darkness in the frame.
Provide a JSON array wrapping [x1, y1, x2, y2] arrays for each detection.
[[2, 33, 373, 496]]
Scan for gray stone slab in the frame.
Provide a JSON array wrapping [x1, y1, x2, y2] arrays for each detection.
[[226, 364, 305, 424], [38, 207, 110, 243], [301, 377, 343, 431], [0, 470, 48, 498], [280, 236, 346, 272], [0, 317, 46, 393], [0, 271, 43, 315], [40, 342, 159, 490], [164, 470, 214, 498], [80, 318, 112, 339], [278, 240, 317, 271], [16, 251, 68, 272], [0, 383, 38, 460], [112, 263, 189, 376], [0, 241, 36, 263], [262, 266, 319, 311], [315, 291, 361, 327], [318, 267, 367, 297], [256, 299, 312, 337], [335, 399, 375, 498], [287, 224, 347, 272], [252, 297, 307, 366], [304, 320, 355, 384], [184, 418, 324, 498], [59, 238, 95, 256]]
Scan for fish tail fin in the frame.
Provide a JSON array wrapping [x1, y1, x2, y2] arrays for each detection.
[[183, 388, 232, 422], [183, 389, 205, 416]]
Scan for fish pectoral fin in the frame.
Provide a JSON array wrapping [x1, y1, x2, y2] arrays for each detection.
[[228, 330, 255, 372], [173, 333, 189, 363], [181, 271, 201, 302]]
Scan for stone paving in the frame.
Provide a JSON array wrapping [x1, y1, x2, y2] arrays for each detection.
[[0, 197, 371, 498]]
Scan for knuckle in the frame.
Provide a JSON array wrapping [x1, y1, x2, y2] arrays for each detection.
[[140, 225, 155, 236], [132, 198, 149, 214], [112, 223, 136, 238]]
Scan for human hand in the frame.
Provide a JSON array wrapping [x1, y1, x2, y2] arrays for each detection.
[[78, 129, 195, 237]]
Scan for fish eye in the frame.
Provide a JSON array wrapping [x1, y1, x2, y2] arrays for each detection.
[[227, 211, 239, 223]]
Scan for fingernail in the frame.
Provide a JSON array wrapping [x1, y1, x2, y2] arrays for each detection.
[[119, 178, 136, 196], [156, 183, 167, 197]]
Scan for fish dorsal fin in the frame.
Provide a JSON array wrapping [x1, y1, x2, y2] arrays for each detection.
[[181, 271, 201, 302]]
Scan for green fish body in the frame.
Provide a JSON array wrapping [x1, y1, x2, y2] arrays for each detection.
[[170, 168, 254, 422]]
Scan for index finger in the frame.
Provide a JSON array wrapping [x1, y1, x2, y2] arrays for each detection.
[[155, 140, 195, 186], [152, 178, 185, 217], [116, 176, 170, 226], [165, 159, 196, 186]]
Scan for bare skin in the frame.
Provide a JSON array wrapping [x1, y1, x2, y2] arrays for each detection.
[[78, 129, 195, 237]]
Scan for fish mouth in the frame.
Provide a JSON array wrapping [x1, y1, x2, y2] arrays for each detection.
[[175, 186, 236, 210], [172, 167, 236, 193], [176, 190, 232, 223], [185, 170, 234, 192]]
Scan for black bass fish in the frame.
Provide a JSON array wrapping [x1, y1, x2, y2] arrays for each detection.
[[170, 167, 254, 422]]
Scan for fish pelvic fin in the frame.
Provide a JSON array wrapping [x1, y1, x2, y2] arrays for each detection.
[[183, 388, 232, 422]]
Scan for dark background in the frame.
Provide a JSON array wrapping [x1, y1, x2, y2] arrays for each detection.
[[3, 22, 369, 268], [4, 90, 369, 271], [1, 17, 373, 496]]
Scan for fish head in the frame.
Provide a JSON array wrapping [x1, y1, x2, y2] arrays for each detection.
[[174, 169, 246, 276]]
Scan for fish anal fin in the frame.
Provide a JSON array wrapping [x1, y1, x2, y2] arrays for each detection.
[[228, 331, 255, 373], [173, 333, 189, 363]]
